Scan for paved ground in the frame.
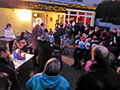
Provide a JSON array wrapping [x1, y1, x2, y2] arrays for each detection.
[[18, 45, 85, 90]]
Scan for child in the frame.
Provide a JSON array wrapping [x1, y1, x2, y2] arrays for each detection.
[[80, 33, 87, 41], [73, 41, 85, 70], [72, 40, 80, 67], [49, 31, 54, 44]]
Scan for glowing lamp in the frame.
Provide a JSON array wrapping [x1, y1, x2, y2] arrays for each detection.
[[18, 9, 31, 21], [33, 13, 38, 18]]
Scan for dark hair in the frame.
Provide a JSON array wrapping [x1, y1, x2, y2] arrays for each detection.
[[113, 28, 117, 31], [33, 24, 40, 30], [20, 32, 26, 38], [0, 41, 8, 54], [41, 23, 44, 26], [6, 23, 11, 28], [106, 28, 110, 31], [90, 27, 94, 30], [44, 28, 48, 32]]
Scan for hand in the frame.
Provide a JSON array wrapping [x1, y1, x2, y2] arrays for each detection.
[[117, 67, 120, 74]]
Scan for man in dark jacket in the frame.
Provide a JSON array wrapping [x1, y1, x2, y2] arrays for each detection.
[[54, 28, 61, 45], [0, 41, 20, 90], [37, 35, 54, 73], [76, 45, 120, 90]]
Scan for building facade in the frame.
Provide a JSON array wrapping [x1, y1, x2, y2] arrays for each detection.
[[0, 0, 96, 35], [51, 0, 96, 26], [0, 0, 66, 35]]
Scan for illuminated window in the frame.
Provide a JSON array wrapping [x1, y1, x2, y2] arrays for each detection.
[[79, 12, 85, 15], [86, 17, 91, 26], [78, 16, 84, 26], [86, 13, 92, 15], [70, 11, 77, 14]]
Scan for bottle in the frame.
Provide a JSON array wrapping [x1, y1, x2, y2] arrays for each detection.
[[18, 49, 21, 59], [13, 50, 18, 61]]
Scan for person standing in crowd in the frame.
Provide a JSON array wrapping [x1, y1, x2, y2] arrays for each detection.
[[54, 28, 61, 45], [116, 28, 120, 54], [100, 28, 107, 41], [84, 25, 89, 35], [68, 21, 74, 40], [31, 25, 42, 68], [76, 45, 120, 90], [4, 23, 16, 54], [93, 26, 101, 40], [63, 21, 68, 35], [26, 58, 71, 90], [55, 20, 60, 29], [72, 39, 80, 68], [40, 23, 45, 32], [61, 34, 71, 55], [74, 23, 80, 39], [37, 35, 53, 72], [60, 22, 63, 28], [49, 31, 54, 44], [80, 33, 86, 41], [0, 41, 20, 90], [111, 28, 117, 44], [88, 27, 94, 39], [83, 43, 91, 64]]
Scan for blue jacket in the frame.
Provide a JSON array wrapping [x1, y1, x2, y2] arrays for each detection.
[[26, 73, 72, 90]]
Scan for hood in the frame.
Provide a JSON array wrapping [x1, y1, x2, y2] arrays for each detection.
[[40, 73, 61, 89]]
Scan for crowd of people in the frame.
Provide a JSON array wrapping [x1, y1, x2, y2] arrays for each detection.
[[0, 20, 120, 90]]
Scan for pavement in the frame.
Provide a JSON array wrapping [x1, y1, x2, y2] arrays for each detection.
[[18, 45, 85, 90]]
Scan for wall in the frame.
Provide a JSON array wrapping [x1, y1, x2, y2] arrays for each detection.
[[83, 0, 103, 5], [0, 8, 32, 36], [95, 18, 120, 31]]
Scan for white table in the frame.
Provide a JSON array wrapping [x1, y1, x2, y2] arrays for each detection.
[[11, 53, 34, 70]]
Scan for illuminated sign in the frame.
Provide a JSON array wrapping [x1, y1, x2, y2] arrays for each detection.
[[67, 3, 96, 11], [27, 3, 67, 12]]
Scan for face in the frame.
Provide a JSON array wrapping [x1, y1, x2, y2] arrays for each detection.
[[37, 26, 41, 30], [23, 33, 26, 37], [85, 25, 88, 28], [95, 27, 98, 32], [64, 36, 67, 39], [8, 25, 12, 28], [113, 29, 116, 33], [0, 44, 9, 59], [56, 20, 59, 23], [118, 29, 120, 33]]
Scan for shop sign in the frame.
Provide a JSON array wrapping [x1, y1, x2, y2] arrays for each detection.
[[27, 2, 67, 12], [67, 3, 96, 11]]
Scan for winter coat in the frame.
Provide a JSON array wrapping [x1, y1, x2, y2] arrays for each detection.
[[76, 63, 120, 90], [26, 73, 71, 90], [0, 57, 20, 90]]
